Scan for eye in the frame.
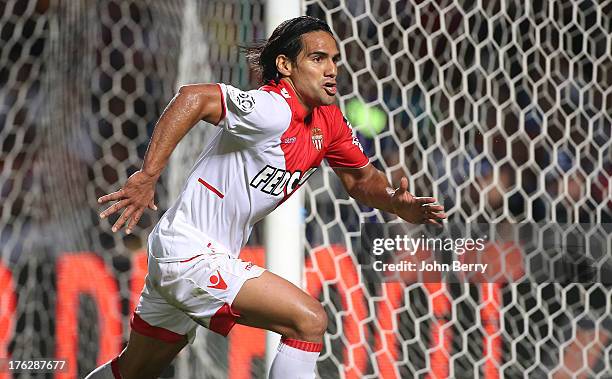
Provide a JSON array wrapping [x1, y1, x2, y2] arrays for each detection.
[[313, 55, 322, 63]]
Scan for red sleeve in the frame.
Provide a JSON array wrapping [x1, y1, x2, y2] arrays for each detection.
[[324, 107, 370, 168]]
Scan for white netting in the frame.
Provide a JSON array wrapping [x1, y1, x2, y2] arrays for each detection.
[[303, 0, 611, 378], [1, 0, 610, 378]]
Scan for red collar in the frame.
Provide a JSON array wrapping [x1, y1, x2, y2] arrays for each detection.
[[264, 79, 309, 122]]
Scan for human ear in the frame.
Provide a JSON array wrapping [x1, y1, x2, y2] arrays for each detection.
[[276, 54, 292, 76]]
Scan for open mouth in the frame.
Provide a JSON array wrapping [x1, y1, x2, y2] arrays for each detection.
[[323, 83, 337, 95]]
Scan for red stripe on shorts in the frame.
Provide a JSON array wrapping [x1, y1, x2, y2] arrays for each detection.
[[130, 313, 185, 343], [209, 303, 240, 337], [281, 337, 323, 352], [110, 357, 123, 379], [198, 178, 224, 199]]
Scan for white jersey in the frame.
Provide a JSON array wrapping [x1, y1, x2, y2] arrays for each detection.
[[149, 79, 369, 261]]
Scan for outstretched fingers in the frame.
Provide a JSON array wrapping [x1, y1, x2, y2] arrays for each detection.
[[100, 198, 152, 234], [125, 208, 145, 234], [414, 196, 437, 205], [424, 203, 447, 220], [112, 205, 136, 233], [100, 199, 130, 219], [415, 198, 446, 225], [98, 189, 124, 204], [97, 170, 159, 234], [429, 212, 447, 220], [148, 200, 158, 211]]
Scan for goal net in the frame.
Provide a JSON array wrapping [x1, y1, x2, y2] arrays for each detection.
[[301, 0, 611, 378], [0, 0, 610, 378]]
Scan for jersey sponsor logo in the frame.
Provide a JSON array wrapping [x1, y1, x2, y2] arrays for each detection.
[[352, 134, 363, 151], [282, 136, 297, 144], [250, 165, 317, 196], [207, 270, 228, 290], [343, 117, 364, 152], [227, 87, 255, 113], [311, 127, 323, 151], [280, 88, 291, 98]]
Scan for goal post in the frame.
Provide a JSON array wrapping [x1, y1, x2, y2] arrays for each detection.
[[263, 2, 304, 371]]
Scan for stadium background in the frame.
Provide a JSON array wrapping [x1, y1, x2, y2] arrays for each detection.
[[0, 0, 610, 378]]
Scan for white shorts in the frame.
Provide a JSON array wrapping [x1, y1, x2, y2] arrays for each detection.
[[132, 242, 265, 343]]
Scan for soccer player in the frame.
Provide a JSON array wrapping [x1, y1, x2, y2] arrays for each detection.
[[86, 16, 446, 379]]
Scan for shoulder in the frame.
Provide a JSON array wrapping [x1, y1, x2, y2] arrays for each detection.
[[219, 84, 292, 143], [256, 86, 292, 111], [221, 84, 291, 121], [314, 104, 345, 128], [317, 104, 343, 118], [315, 104, 349, 135], [257, 85, 293, 115]]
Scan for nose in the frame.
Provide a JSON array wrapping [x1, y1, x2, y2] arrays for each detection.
[[326, 59, 337, 78]]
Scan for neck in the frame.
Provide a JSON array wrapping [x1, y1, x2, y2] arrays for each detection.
[[280, 78, 312, 115]]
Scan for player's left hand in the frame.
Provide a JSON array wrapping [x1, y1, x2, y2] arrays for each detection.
[[97, 170, 158, 234], [391, 177, 447, 225]]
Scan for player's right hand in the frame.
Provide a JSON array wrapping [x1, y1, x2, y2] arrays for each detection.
[[98, 170, 158, 234]]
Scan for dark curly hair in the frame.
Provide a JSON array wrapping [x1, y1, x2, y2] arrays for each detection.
[[246, 16, 333, 84]]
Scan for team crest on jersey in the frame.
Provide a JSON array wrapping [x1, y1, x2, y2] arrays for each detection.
[[311, 127, 323, 150], [227, 87, 255, 113]]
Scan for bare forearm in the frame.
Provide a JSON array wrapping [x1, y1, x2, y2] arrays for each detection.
[[141, 84, 222, 179], [336, 165, 446, 224], [335, 165, 397, 214], [348, 169, 396, 213]]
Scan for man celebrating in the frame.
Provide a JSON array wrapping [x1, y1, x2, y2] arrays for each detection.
[[87, 16, 446, 379]]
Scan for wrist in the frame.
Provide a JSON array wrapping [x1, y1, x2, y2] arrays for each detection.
[[387, 187, 399, 214], [141, 167, 161, 181]]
